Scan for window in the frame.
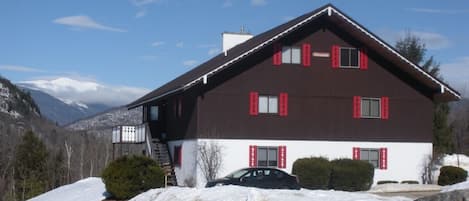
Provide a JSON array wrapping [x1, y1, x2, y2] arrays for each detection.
[[361, 97, 381, 118], [174, 146, 182, 166], [258, 95, 278, 114], [257, 147, 278, 167], [340, 47, 359, 68], [282, 46, 301, 64], [150, 106, 159, 121], [360, 149, 380, 168]]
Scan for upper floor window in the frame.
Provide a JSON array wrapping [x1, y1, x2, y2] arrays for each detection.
[[259, 95, 278, 114], [282, 46, 301, 64], [150, 106, 159, 121], [361, 97, 380, 118], [340, 47, 359, 68]]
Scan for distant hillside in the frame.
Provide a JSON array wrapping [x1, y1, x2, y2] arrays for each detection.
[[65, 106, 142, 131], [0, 76, 40, 118], [19, 85, 111, 125]]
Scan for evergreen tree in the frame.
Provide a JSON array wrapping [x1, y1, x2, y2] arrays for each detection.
[[14, 131, 49, 201], [395, 32, 453, 154]]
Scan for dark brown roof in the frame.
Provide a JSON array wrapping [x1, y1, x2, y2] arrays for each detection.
[[128, 4, 460, 109]]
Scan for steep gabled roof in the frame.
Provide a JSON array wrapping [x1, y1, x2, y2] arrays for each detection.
[[128, 4, 460, 109]]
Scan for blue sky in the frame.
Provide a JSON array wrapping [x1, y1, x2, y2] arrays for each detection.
[[1, 0, 469, 105]]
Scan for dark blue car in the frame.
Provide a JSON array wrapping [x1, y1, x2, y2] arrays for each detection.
[[205, 167, 300, 190]]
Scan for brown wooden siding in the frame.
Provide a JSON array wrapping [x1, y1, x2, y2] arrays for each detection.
[[193, 17, 433, 142]]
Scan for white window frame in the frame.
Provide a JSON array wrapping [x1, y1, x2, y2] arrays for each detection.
[[361, 97, 381, 118], [282, 46, 301, 64], [339, 47, 360, 68], [258, 95, 278, 114]]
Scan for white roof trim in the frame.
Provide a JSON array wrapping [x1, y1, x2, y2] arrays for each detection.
[[135, 5, 459, 107], [329, 7, 460, 99]]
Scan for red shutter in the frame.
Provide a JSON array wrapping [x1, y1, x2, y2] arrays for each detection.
[[359, 48, 368, 70], [353, 96, 361, 118], [331, 45, 340, 68], [279, 93, 288, 117], [273, 44, 282, 66], [249, 92, 259, 116], [353, 147, 360, 160], [302, 43, 311, 67], [278, 146, 287, 168], [249, 145, 257, 167], [379, 148, 388, 170], [381, 96, 389, 120]]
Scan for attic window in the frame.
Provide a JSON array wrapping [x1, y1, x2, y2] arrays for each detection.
[[282, 46, 301, 64], [340, 47, 359, 68]]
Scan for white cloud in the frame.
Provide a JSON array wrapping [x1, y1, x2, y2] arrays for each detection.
[[208, 47, 220, 56], [251, 0, 266, 6], [135, 10, 146, 18], [222, 0, 233, 8], [408, 8, 469, 14], [19, 77, 150, 106], [176, 41, 184, 48], [151, 41, 165, 47], [440, 57, 469, 96], [377, 29, 450, 50], [0, 65, 45, 73], [53, 15, 127, 32], [131, 0, 160, 6], [182, 60, 198, 67]]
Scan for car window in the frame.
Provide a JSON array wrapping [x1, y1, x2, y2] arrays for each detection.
[[272, 170, 285, 178], [227, 169, 250, 179]]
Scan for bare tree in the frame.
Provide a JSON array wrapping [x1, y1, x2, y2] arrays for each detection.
[[197, 142, 223, 182], [421, 154, 442, 184], [64, 141, 72, 183]]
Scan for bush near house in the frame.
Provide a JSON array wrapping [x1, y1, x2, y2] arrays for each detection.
[[329, 159, 374, 191], [438, 166, 467, 186], [102, 155, 165, 200], [292, 157, 331, 189], [292, 158, 374, 191]]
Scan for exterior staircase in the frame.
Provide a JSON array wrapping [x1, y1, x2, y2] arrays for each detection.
[[144, 124, 177, 186]]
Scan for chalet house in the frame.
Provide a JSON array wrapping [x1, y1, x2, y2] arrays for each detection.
[[128, 4, 460, 186]]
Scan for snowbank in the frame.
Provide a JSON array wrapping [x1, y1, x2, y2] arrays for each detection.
[[441, 181, 469, 192], [369, 184, 441, 193], [130, 186, 412, 201], [28, 177, 108, 201]]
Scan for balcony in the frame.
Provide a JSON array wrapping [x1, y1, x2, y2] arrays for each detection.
[[111, 125, 146, 144]]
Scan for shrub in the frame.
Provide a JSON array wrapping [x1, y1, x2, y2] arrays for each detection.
[[292, 157, 331, 189], [102, 155, 165, 200], [438, 166, 467, 186], [401, 180, 419, 184], [377, 180, 398, 185], [329, 159, 374, 191]]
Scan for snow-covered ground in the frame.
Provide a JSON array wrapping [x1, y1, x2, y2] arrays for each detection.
[[433, 154, 469, 181], [441, 181, 469, 192], [130, 186, 412, 201], [28, 177, 108, 201], [369, 184, 441, 193]]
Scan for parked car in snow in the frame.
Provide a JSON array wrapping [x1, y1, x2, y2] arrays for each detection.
[[205, 167, 300, 190]]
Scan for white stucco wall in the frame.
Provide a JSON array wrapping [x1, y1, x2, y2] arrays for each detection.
[[167, 139, 432, 187]]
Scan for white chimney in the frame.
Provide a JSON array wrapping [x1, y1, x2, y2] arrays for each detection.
[[222, 32, 254, 52]]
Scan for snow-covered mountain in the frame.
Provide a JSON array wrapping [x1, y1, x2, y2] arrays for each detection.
[[19, 86, 112, 125]]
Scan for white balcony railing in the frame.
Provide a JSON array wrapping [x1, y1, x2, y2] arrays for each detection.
[[112, 125, 146, 144]]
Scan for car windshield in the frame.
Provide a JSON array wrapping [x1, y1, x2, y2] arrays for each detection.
[[226, 169, 249, 179]]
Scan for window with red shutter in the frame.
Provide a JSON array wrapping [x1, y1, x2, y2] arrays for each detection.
[[249, 92, 259, 116], [381, 97, 389, 120], [379, 148, 388, 170], [331, 45, 340, 68], [278, 146, 287, 168], [302, 43, 311, 67], [279, 93, 288, 117], [353, 147, 361, 160], [353, 96, 361, 118], [359, 48, 368, 70], [273, 44, 282, 66]]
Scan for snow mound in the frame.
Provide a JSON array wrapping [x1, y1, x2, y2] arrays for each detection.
[[441, 154, 469, 171], [28, 177, 108, 201], [130, 186, 412, 201], [441, 181, 469, 192], [369, 184, 441, 193]]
